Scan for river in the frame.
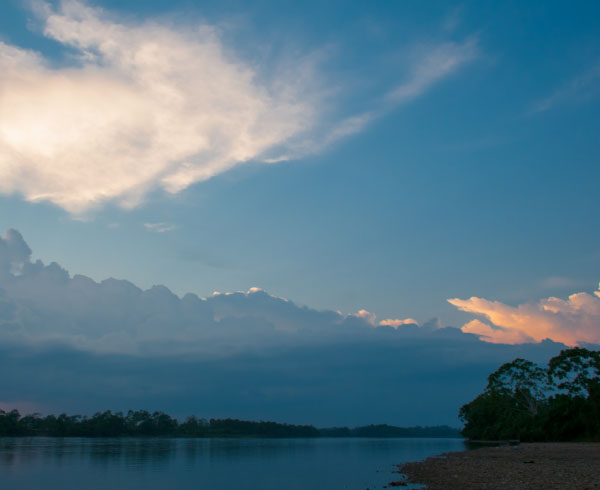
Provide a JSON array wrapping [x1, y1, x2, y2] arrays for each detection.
[[0, 437, 466, 489]]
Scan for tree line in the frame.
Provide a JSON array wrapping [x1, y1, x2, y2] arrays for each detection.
[[0, 411, 318, 438], [0, 409, 460, 438], [460, 347, 600, 441]]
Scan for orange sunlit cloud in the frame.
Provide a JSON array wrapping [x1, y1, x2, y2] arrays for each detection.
[[448, 290, 600, 346], [379, 318, 419, 328], [354, 309, 420, 329]]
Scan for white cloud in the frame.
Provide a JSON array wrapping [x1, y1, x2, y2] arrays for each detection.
[[448, 288, 600, 346], [0, 0, 317, 214], [0, 228, 452, 355], [0, 1, 479, 214], [0, 229, 574, 426]]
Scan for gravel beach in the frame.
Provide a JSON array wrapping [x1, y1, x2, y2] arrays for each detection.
[[396, 442, 600, 490]]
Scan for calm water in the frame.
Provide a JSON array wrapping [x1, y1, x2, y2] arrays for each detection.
[[0, 437, 466, 490]]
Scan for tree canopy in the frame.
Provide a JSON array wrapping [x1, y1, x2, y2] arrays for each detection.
[[460, 347, 600, 441]]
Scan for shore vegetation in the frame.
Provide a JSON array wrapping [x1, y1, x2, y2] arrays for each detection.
[[460, 347, 600, 441], [0, 410, 459, 438]]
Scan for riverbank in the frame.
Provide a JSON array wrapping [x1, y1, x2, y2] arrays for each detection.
[[396, 442, 600, 489]]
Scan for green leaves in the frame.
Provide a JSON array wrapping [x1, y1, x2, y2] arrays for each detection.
[[548, 347, 600, 398], [460, 347, 600, 441]]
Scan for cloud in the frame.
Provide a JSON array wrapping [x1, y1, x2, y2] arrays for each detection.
[[354, 309, 419, 329], [0, 229, 32, 275], [0, 228, 572, 425], [0, 1, 479, 214], [0, 0, 317, 213], [531, 61, 600, 113], [1, 229, 410, 355], [459, 318, 535, 345], [379, 318, 419, 328], [388, 37, 478, 102], [0, 335, 564, 426], [448, 289, 600, 346], [540, 276, 585, 290], [287, 37, 479, 160], [442, 6, 464, 33], [354, 309, 377, 325], [144, 222, 176, 233]]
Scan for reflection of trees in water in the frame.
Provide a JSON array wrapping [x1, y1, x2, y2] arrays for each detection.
[[0, 439, 17, 466], [0, 438, 178, 469], [89, 439, 177, 467], [0, 437, 327, 469], [0, 431, 466, 474]]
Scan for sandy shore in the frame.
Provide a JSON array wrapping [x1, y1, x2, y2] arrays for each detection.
[[394, 442, 600, 489]]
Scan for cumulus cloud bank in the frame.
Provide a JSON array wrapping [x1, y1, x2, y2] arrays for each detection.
[[0, 228, 440, 356], [0, 228, 572, 425], [448, 290, 600, 346], [0, 1, 478, 213]]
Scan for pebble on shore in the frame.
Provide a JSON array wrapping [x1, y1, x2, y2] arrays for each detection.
[[396, 442, 600, 490]]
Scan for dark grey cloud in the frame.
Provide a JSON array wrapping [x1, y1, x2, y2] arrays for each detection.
[[0, 230, 568, 425]]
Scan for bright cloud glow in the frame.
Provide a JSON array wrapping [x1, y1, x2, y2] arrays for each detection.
[[448, 289, 600, 346], [379, 318, 419, 328], [355, 309, 377, 325], [0, 1, 478, 214], [354, 309, 419, 329], [0, 0, 317, 213]]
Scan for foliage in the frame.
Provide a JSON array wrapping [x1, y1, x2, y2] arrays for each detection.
[[460, 348, 600, 441], [0, 410, 459, 438], [0, 411, 317, 438], [318, 425, 460, 438]]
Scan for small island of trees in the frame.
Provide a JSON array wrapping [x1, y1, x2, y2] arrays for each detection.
[[460, 347, 600, 441]]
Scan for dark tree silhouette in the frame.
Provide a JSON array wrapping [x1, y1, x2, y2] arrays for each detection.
[[460, 348, 600, 441], [0, 409, 459, 438]]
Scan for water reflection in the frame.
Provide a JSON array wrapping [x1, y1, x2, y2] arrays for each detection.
[[0, 437, 466, 490], [0, 438, 176, 469]]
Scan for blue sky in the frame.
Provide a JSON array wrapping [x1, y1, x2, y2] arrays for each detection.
[[1, 0, 600, 424], [0, 0, 599, 336]]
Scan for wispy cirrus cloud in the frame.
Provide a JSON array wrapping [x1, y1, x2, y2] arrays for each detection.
[[448, 288, 600, 346], [388, 37, 478, 102], [0, 1, 479, 214], [531, 62, 600, 113], [274, 37, 479, 161], [143, 222, 176, 233]]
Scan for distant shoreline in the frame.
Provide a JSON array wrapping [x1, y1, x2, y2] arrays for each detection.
[[395, 442, 600, 490], [0, 410, 460, 438]]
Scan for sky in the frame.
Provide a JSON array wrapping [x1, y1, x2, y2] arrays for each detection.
[[0, 0, 599, 423]]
